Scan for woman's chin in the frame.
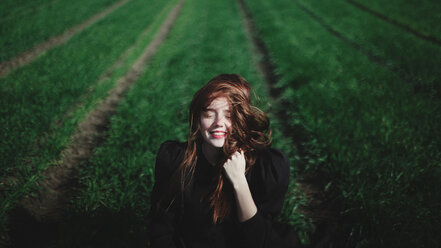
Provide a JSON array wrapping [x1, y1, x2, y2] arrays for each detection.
[[207, 139, 225, 148]]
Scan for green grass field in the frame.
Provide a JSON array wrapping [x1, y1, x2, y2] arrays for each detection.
[[296, 0, 441, 98], [349, 0, 441, 41], [243, 0, 441, 246], [1, 0, 440, 247], [0, 0, 172, 229], [0, 0, 121, 61]]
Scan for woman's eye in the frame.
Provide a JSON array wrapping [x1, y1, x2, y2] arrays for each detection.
[[203, 112, 214, 118]]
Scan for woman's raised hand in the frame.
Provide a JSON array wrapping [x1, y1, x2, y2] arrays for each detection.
[[223, 150, 247, 188], [223, 150, 257, 221]]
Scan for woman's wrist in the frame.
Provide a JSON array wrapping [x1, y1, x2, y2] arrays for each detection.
[[232, 176, 258, 222], [231, 175, 248, 191]]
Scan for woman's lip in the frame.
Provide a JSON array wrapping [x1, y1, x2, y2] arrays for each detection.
[[210, 133, 226, 138], [210, 131, 226, 134]]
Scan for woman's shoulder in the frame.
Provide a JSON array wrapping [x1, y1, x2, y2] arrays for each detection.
[[155, 140, 186, 178], [249, 147, 290, 192], [158, 140, 186, 154], [256, 147, 290, 172]]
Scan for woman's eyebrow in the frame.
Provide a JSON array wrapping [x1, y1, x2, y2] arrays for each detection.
[[203, 108, 230, 112]]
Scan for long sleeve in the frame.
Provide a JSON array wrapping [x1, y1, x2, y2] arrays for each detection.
[[148, 141, 184, 248], [236, 148, 300, 248]]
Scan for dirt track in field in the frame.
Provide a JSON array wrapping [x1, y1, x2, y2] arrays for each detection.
[[344, 0, 441, 46], [19, 0, 184, 222], [0, 0, 130, 78], [47, 8, 160, 136], [237, 0, 348, 247], [2, 17, 160, 211]]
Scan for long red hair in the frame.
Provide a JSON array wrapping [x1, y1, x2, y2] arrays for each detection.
[[161, 74, 271, 224]]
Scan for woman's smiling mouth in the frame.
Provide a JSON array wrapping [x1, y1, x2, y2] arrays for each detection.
[[210, 131, 227, 138]]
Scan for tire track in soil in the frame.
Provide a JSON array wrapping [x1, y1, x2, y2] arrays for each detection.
[[43, 3, 167, 141], [237, 0, 349, 247], [17, 0, 184, 223], [292, 0, 436, 99], [0, 19, 154, 194], [0, 0, 130, 78], [344, 0, 441, 47]]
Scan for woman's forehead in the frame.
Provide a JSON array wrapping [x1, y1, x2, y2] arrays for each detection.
[[205, 97, 230, 110]]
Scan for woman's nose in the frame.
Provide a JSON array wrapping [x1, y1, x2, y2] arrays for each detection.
[[214, 115, 228, 127]]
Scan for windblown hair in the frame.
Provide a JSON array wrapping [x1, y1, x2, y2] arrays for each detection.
[[160, 74, 271, 224]]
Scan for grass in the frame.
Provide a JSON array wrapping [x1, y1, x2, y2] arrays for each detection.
[[349, 0, 441, 40], [0, 0, 172, 228], [296, 0, 441, 99], [0, 0, 57, 20], [0, 0, 121, 61], [243, 0, 441, 246]]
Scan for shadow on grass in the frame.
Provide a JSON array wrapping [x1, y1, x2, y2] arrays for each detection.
[[9, 207, 150, 248]]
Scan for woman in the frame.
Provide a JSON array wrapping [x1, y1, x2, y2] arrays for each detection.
[[148, 74, 299, 248]]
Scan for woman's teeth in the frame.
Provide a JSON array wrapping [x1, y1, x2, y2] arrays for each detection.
[[210, 131, 226, 138]]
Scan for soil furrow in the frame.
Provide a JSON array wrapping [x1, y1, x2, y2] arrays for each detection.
[[8, 6, 166, 190], [18, 0, 184, 222], [96, 14, 159, 84], [236, 0, 279, 91], [0, 2, 166, 197], [344, 0, 441, 47], [0, 0, 130, 78], [237, 0, 345, 247], [48, 6, 161, 134]]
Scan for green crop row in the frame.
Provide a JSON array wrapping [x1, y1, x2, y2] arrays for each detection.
[[0, 0, 121, 61], [350, 0, 441, 41], [296, 0, 441, 99], [0, 0, 172, 227], [56, 0, 310, 245], [243, 0, 441, 247]]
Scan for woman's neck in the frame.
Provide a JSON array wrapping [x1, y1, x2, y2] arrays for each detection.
[[202, 142, 223, 166]]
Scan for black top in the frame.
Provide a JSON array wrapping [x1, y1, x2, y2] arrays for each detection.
[[148, 140, 291, 248]]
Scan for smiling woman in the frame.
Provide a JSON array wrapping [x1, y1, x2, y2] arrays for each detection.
[[200, 96, 231, 150], [148, 74, 300, 248]]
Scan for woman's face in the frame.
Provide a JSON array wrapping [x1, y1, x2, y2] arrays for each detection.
[[200, 97, 232, 149]]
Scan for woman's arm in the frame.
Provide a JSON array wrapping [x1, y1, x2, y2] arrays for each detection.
[[148, 141, 182, 248], [223, 149, 298, 248], [223, 151, 257, 222], [232, 177, 258, 222]]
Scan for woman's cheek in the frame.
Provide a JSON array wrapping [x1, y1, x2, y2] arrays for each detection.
[[200, 118, 211, 131]]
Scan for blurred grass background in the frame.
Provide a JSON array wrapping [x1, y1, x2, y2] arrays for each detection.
[[1, 0, 440, 247]]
